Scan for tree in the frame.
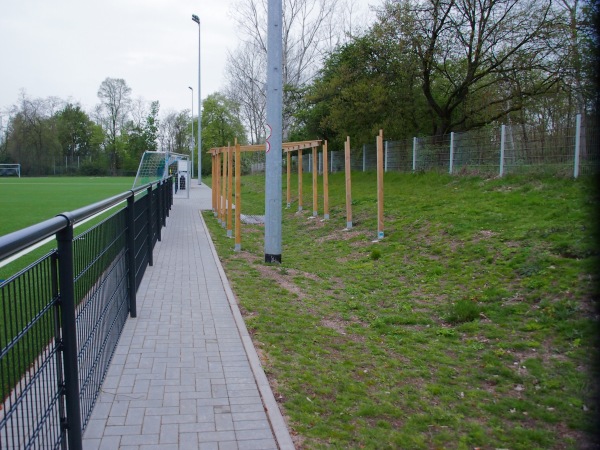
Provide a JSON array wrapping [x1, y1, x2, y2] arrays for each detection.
[[294, 30, 429, 147], [377, 0, 562, 136], [123, 100, 160, 171], [225, 42, 267, 144], [201, 93, 247, 148], [55, 104, 104, 167], [158, 111, 189, 155], [97, 78, 132, 174], [5, 93, 62, 175], [227, 0, 361, 140], [200, 93, 247, 176]]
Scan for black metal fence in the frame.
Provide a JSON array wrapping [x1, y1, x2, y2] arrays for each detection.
[[0, 177, 174, 450]]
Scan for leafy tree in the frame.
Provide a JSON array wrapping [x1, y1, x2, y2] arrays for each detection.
[[293, 31, 428, 148], [200, 93, 247, 176], [55, 104, 104, 166]]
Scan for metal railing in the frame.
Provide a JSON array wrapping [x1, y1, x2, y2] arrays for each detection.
[[0, 177, 174, 450]]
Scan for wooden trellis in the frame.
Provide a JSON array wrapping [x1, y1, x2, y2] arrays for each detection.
[[208, 140, 325, 251]]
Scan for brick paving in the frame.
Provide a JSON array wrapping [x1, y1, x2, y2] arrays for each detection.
[[82, 182, 294, 450]]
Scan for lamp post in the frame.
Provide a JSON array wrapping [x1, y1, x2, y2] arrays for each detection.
[[192, 14, 202, 184], [188, 86, 194, 180]]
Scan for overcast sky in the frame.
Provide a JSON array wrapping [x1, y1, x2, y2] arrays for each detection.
[[0, 0, 376, 121]]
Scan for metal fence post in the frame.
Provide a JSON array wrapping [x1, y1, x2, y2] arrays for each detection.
[[449, 132, 454, 174], [126, 195, 137, 318], [162, 181, 168, 226], [500, 125, 506, 177], [412, 137, 417, 172], [146, 186, 154, 266], [56, 214, 83, 450], [156, 184, 162, 242], [574, 113, 581, 178], [363, 144, 366, 172], [384, 140, 388, 172]]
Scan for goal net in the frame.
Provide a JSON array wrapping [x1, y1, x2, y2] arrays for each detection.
[[132, 151, 189, 189], [0, 164, 20, 177]]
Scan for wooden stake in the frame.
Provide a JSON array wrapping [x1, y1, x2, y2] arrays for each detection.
[[235, 140, 242, 251], [377, 129, 384, 239], [215, 152, 221, 218], [227, 144, 233, 237], [298, 149, 303, 211], [211, 152, 216, 212], [323, 141, 329, 219], [345, 136, 352, 229], [221, 146, 228, 227], [312, 146, 318, 216], [286, 151, 291, 208]]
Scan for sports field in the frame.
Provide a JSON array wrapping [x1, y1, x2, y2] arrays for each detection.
[[0, 177, 135, 236]]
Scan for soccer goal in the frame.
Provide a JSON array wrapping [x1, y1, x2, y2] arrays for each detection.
[[132, 151, 189, 190], [0, 163, 21, 177]]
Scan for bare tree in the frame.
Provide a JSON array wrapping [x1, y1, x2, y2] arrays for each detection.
[[378, 0, 562, 136], [158, 111, 189, 154], [227, 0, 363, 140], [225, 42, 267, 144], [97, 77, 132, 174]]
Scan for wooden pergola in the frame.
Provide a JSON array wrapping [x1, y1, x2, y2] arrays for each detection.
[[208, 139, 328, 251]]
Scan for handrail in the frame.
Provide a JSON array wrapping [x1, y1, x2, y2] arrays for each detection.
[[0, 181, 158, 263]]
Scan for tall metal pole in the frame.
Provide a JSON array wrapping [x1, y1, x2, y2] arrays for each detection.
[[188, 86, 194, 180], [264, 0, 283, 263], [192, 14, 202, 184]]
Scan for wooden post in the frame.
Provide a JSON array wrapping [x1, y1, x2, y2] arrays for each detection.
[[235, 140, 242, 251], [286, 151, 291, 208], [227, 144, 234, 237], [215, 152, 221, 218], [312, 146, 318, 216], [323, 141, 329, 220], [345, 136, 352, 229], [221, 146, 228, 227], [298, 149, 303, 211], [377, 129, 384, 240], [211, 152, 216, 212]]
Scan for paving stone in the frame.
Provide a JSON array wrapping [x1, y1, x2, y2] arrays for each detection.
[[81, 184, 291, 449]]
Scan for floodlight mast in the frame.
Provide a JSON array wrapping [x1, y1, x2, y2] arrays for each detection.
[[264, 0, 283, 263], [188, 86, 194, 179], [192, 14, 202, 184]]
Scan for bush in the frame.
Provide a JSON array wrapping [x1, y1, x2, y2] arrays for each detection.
[[446, 298, 480, 324], [80, 162, 107, 176]]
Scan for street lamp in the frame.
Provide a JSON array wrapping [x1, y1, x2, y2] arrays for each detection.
[[192, 14, 202, 184], [188, 86, 194, 180]]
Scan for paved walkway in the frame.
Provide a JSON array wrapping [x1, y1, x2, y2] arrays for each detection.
[[82, 182, 294, 450]]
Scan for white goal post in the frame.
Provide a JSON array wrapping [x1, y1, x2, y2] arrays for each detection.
[[0, 164, 20, 177]]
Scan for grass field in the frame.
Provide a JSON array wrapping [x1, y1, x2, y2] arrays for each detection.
[[204, 172, 599, 449], [0, 177, 134, 279], [0, 177, 135, 235]]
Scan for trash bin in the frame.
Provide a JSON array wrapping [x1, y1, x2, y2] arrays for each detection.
[[179, 175, 186, 190]]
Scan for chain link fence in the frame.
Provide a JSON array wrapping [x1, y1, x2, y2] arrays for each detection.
[[328, 114, 598, 177], [240, 114, 598, 178]]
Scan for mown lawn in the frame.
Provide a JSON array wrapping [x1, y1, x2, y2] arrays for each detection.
[[0, 177, 134, 235], [205, 172, 599, 449], [0, 176, 134, 279]]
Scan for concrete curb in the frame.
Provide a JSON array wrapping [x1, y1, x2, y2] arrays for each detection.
[[200, 211, 295, 450]]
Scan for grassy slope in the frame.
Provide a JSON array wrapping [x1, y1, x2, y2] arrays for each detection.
[[205, 172, 599, 449]]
